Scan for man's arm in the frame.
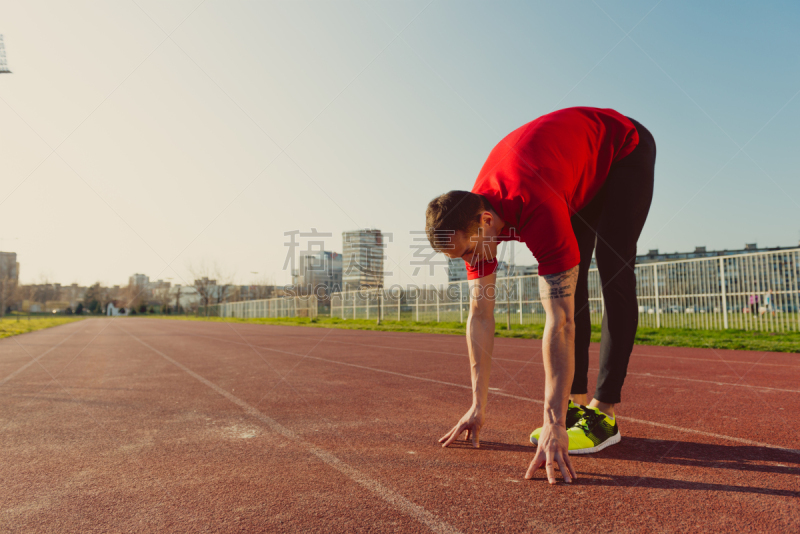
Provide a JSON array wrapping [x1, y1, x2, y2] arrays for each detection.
[[540, 266, 578, 427], [525, 265, 579, 484], [439, 272, 496, 448]]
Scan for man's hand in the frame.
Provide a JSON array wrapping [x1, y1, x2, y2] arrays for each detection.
[[524, 423, 577, 484], [438, 406, 484, 448]]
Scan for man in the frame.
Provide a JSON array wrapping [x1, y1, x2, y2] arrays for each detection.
[[425, 107, 655, 484]]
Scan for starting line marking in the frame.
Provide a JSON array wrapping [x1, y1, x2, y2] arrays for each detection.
[[123, 327, 462, 534]]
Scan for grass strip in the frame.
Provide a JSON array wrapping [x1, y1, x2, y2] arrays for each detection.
[[150, 315, 800, 354], [0, 316, 83, 340]]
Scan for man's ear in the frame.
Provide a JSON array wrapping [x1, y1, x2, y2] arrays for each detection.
[[480, 210, 494, 228]]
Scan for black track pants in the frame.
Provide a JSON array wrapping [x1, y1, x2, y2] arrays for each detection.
[[570, 118, 656, 404]]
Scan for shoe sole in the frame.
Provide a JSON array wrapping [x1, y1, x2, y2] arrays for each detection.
[[568, 431, 621, 455]]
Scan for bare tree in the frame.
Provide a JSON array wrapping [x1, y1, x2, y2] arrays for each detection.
[[249, 275, 276, 300], [0, 276, 16, 316], [188, 261, 234, 315], [123, 280, 149, 313], [32, 276, 58, 307], [83, 283, 105, 314], [213, 264, 235, 306], [153, 284, 173, 314]]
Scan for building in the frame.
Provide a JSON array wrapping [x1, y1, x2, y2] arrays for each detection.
[[0, 252, 19, 315], [636, 242, 799, 264], [170, 284, 200, 310], [107, 301, 128, 316], [149, 279, 171, 291], [507, 264, 538, 277], [342, 229, 385, 290], [0, 251, 19, 281], [129, 273, 149, 287], [446, 258, 468, 282], [447, 258, 524, 282], [293, 250, 343, 294]]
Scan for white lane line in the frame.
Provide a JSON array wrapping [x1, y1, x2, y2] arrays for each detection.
[[148, 319, 800, 368], [208, 332, 800, 394], [332, 344, 800, 393], [124, 328, 462, 534], [0, 320, 83, 386], [148, 325, 800, 456], [622, 371, 800, 393], [293, 354, 800, 457], [354, 337, 800, 369]]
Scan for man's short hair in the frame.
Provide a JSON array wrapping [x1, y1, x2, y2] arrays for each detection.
[[425, 191, 490, 252]]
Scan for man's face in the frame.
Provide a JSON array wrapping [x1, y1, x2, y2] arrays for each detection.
[[443, 230, 482, 266], [442, 212, 501, 266]]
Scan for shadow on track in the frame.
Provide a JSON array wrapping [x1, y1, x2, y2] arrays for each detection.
[[445, 440, 533, 453], [594, 436, 800, 474], [577, 472, 800, 497]]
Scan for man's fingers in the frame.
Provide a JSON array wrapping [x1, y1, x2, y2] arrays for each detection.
[[471, 426, 480, 448], [524, 457, 540, 479], [556, 454, 571, 484], [545, 457, 557, 485], [564, 454, 578, 481], [438, 424, 459, 443], [442, 423, 466, 447], [525, 448, 544, 479], [439, 428, 455, 443]]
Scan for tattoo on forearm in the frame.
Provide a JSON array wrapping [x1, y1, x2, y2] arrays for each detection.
[[540, 266, 578, 300]]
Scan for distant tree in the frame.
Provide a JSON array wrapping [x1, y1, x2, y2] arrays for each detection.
[[148, 307, 154, 314], [153, 284, 172, 315], [189, 261, 234, 316], [32, 276, 59, 305], [65, 307, 73, 315], [75, 303, 84, 314], [83, 283, 104, 314], [248, 276, 276, 300], [0, 274, 18, 318]]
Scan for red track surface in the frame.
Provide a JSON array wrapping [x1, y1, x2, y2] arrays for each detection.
[[1, 318, 798, 533]]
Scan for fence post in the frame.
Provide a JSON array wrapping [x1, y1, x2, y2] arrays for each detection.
[[720, 257, 728, 329], [653, 263, 660, 328], [397, 291, 401, 322], [460, 282, 464, 324], [505, 277, 512, 331], [415, 288, 419, 322], [436, 287, 440, 323]]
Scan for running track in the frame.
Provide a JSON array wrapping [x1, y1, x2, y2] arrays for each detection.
[[1, 318, 798, 533]]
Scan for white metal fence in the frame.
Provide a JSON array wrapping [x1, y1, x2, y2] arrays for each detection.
[[210, 295, 319, 319], [331, 248, 800, 332]]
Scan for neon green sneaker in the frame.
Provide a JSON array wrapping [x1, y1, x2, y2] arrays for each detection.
[[529, 400, 585, 445], [566, 406, 621, 454]]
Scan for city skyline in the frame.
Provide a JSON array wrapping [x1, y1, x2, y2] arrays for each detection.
[[2, 2, 800, 288], [4, 235, 800, 288]]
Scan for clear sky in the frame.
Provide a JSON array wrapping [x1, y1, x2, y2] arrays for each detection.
[[1, 0, 799, 289]]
